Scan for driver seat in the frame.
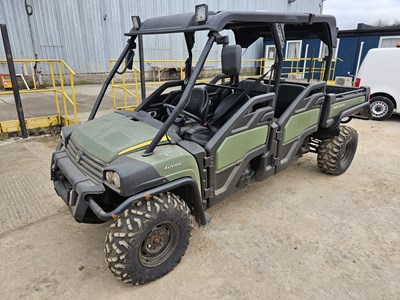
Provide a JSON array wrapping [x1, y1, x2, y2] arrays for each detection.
[[183, 88, 209, 123]]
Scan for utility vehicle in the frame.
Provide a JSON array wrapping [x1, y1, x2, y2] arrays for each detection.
[[51, 5, 371, 285]]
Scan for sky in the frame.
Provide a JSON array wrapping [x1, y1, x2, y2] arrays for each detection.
[[323, 0, 400, 29]]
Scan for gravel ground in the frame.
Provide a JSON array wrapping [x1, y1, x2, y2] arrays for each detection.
[[0, 116, 399, 300]]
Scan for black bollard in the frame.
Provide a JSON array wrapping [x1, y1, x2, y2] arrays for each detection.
[[1, 24, 28, 138]]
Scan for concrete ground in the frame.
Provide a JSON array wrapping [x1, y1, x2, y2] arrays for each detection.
[[0, 107, 400, 299]]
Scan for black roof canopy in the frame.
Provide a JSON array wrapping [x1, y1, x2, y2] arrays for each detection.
[[126, 10, 338, 47]]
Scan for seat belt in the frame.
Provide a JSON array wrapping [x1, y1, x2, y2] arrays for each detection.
[[210, 66, 274, 126]]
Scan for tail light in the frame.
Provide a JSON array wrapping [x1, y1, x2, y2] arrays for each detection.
[[354, 77, 361, 87]]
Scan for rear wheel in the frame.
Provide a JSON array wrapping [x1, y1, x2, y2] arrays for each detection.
[[370, 96, 394, 121], [317, 125, 358, 175], [105, 192, 192, 285]]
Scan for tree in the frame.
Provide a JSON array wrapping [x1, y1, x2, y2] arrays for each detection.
[[373, 19, 389, 27], [372, 19, 400, 27], [392, 19, 400, 26]]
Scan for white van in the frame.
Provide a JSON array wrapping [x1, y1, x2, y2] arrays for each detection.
[[355, 48, 400, 120]]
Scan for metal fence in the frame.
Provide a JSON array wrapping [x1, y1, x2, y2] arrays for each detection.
[[109, 60, 140, 110]]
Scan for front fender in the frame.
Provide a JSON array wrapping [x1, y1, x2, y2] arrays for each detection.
[[88, 177, 208, 226]]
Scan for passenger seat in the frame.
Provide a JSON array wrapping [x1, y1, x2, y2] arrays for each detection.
[[186, 44, 245, 146], [237, 79, 270, 98], [188, 93, 251, 146]]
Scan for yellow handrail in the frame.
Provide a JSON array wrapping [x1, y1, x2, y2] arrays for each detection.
[[108, 56, 342, 110], [0, 58, 77, 126], [0, 59, 76, 74], [122, 56, 340, 81], [109, 60, 141, 110]]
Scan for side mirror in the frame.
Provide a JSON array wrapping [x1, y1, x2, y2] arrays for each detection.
[[125, 50, 134, 70]]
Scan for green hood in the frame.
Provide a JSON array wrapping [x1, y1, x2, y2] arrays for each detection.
[[71, 112, 160, 163]]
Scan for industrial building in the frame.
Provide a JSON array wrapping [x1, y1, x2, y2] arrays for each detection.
[[1, 0, 324, 77], [335, 24, 400, 77], [264, 23, 400, 84]]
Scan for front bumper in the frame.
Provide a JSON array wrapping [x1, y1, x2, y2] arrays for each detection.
[[51, 149, 105, 222]]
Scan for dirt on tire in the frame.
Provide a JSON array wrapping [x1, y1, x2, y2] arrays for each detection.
[[317, 125, 358, 175], [105, 192, 193, 285]]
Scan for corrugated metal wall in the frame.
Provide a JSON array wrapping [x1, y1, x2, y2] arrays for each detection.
[[0, 0, 323, 74]]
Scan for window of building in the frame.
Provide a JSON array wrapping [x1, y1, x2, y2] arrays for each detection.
[[285, 40, 302, 59], [319, 39, 340, 59], [379, 36, 400, 48]]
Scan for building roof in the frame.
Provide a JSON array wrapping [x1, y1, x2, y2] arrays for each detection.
[[339, 23, 400, 37]]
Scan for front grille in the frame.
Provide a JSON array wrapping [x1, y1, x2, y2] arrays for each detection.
[[66, 139, 105, 182]]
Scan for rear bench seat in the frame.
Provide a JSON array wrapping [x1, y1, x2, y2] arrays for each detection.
[[274, 83, 306, 118]]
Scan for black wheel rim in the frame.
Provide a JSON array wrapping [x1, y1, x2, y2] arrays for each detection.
[[340, 139, 354, 167], [139, 222, 179, 268]]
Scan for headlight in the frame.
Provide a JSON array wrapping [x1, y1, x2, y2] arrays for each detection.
[[112, 172, 121, 189], [195, 4, 208, 23], [105, 171, 114, 183], [105, 171, 121, 189], [131, 16, 141, 30]]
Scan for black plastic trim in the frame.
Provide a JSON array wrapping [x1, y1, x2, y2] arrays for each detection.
[[332, 102, 372, 128], [51, 150, 105, 221], [104, 155, 169, 197], [88, 177, 207, 225], [177, 140, 207, 192]]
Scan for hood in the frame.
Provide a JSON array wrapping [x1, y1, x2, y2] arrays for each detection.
[[70, 112, 160, 163]]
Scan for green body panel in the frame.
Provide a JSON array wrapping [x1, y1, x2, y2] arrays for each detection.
[[329, 96, 365, 118], [283, 108, 320, 144], [127, 144, 201, 191], [71, 112, 201, 192], [71, 112, 159, 163], [216, 125, 269, 170]]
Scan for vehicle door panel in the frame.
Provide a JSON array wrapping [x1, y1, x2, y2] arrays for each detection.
[[204, 93, 275, 205], [276, 82, 326, 172]]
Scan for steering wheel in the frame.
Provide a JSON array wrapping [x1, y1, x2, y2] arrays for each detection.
[[163, 103, 202, 123]]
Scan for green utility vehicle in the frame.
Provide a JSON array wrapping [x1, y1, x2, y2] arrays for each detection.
[[51, 6, 371, 285]]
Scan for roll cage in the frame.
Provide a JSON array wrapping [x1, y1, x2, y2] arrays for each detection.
[[88, 9, 338, 156]]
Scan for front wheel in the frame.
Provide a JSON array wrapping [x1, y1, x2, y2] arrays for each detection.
[[105, 192, 193, 285], [317, 125, 358, 176], [370, 96, 394, 121]]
